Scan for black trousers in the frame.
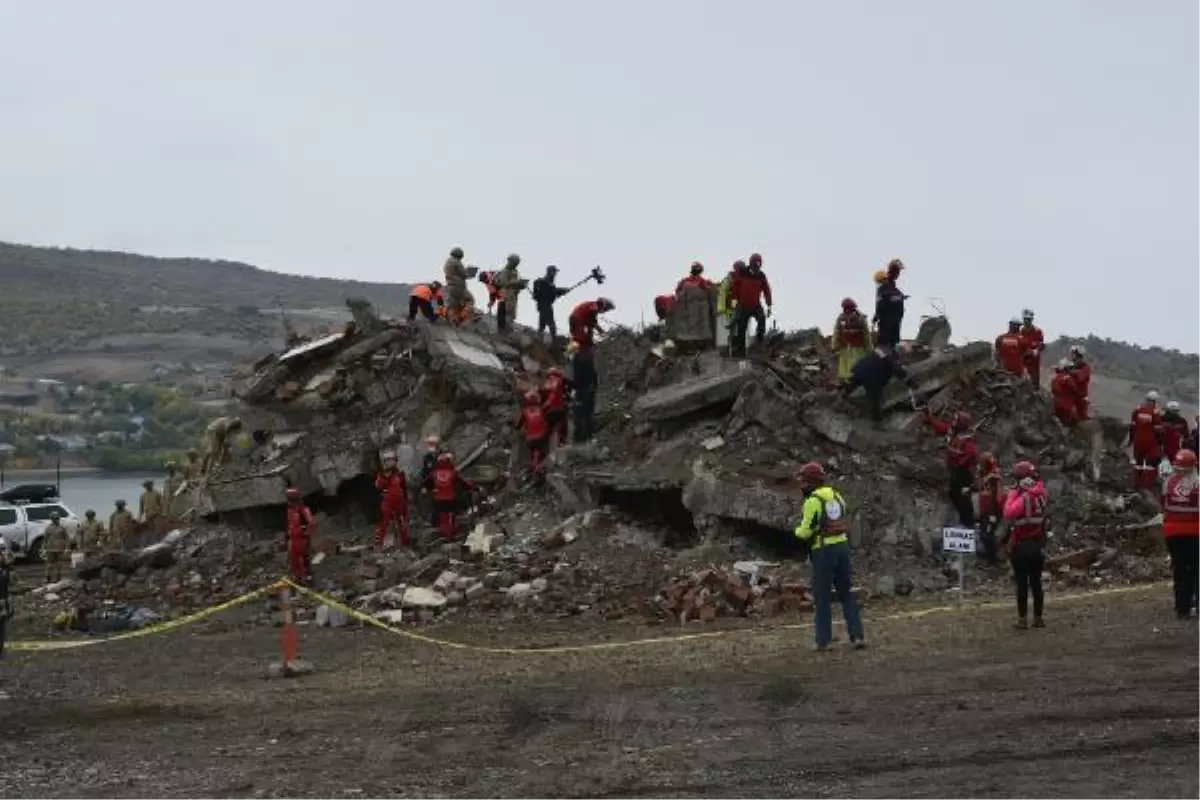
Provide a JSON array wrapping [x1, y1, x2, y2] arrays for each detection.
[[572, 354, 598, 443], [877, 316, 902, 347], [731, 306, 766, 356], [978, 512, 999, 565], [842, 377, 884, 422], [1010, 539, 1045, 619], [1165, 537, 1199, 616], [497, 300, 511, 331], [537, 305, 557, 339], [408, 297, 435, 322], [949, 468, 975, 528]]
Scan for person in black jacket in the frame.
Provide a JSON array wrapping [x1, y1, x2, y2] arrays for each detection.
[[843, 344, 915, 423], [532, 265, 571, 340], [873, 259, 907, 347]]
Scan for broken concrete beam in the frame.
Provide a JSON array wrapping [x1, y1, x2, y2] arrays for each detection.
[[634, 370, 756, 423], [801, 406, 915, 451], [666, 284, 715, 347], [880, 341, 992, 412], [198, 465, 317, 515], [334, 329, 403, 366], [915, 316, 952, 351], [682, 469, 804, 532], [726, 379, 801, 437]]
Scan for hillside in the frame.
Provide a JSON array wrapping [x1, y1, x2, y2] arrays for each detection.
[[0, 241, 412, 383], [1044, 335, 1198, 417]]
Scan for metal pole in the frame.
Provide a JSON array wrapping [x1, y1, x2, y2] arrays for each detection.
[[958, 552, 965, 607]]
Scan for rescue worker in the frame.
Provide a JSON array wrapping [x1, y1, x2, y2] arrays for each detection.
[[1050, 359, 1081, 425], [424, 452, 475, 541], [443, 246, 470, 320], [478, 270, 502, 313], [715, 262, 742, 339], [1067, 345, 1091, 420], [495, 254, 522, 332], [1018, 308, 1045, 389], [924, 409, 978, 528], [108, 499, 136, 548], [138, 479, 165, 528], [77, 509, 104, 558], [976, 452, 1003, 565], [653, 294, 676, 322], [541, 366, 572, 448], [42, 511, 70, 584], [994, 319, 1026, 376], [842, 344, 913, 424], [419, 435, 443, 527], [284, 487, 315, 584], [831, 298, 872, 382], [408, 281, 446, 322], [1161, 448, 1199, 620], [793, 461, 865, 651], [201, 416, 243, 477], [675, 261, 711, 294], [1127, 390, 1165, 491], [514, 389, 551, 473], [872, 259, 907, 347], [1161, 400, 1191, 464], [1003, 461, 1048, 629], [729, 253, 772, 357], [531, 265, 570, 340], [568, 298, 615, 443], [163, 461, 179, 506], [374, 452, 409, 550]]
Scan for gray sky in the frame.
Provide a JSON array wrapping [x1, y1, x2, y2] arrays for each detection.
[[1, 0, 1196, 350]]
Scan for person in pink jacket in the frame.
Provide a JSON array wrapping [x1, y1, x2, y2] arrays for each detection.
[[1002, 462, 1049, 629]]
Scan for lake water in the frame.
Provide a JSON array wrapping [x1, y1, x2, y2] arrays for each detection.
[[0, 470, 159, 517]]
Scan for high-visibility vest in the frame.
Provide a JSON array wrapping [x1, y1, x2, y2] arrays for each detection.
[[1162, 474, 1199, 538]]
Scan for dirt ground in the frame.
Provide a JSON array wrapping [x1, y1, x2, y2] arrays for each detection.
[[1, 589, 1196, 799]]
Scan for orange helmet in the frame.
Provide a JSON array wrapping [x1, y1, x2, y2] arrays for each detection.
[[798, 461, 826, 484], [285, 487, 301, 502], [1011, 461, 1037, 480], [872, 268, 888, 284], [1173, 449, 1197, 470], [841, 297, 857, 312]]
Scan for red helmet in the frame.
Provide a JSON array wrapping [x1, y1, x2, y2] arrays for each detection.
[[841, 297, 857, 312], [547, 366, 563, 377], [690, 261, 704, 275], [979, 451, 997, 468], [748, 253, 763, 268], [285, 487, 301, 502], [1173, 449, 1197, 470], [953, 411, 972, 430], [732, 259, 747, 272], [437, 452, 453, 465], [1011, 461, 1037, 480], [798, 461, 826, 484], [522, 390, 540, 405]]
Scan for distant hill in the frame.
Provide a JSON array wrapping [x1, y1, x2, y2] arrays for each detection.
[[0, 241, 411, 383], [1044, 335, 1198, 403]]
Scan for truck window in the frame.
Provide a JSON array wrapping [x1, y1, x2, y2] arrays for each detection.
[[25, 505, 67, 522], [0, 508, 17, 525]]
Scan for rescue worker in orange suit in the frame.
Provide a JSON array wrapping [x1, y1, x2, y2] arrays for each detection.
[[1127, 390, 1165, 490], [832, 298, 872, 382], [284, 487, 315, 584], [1161, 400, 1190, 464], [373, 452, 408, 549], [514, 390, 551, 473], [653, 294, 676, 322], [1002, 461, 1049, 629], [1067, 345, 1091, 420], [924, 409, 979, 529], [729, 253, 772, 358], [1162, 449, 1199, 620], [541, 367, 572, 448], [994, 318, 1026, 376], [478, 270, 502, 313], [1050, 359, 1081, 425], [976, 451, 1003, 565], [1018, 308, 1045, 389], [424, 452, 474, 541], [408, 281, 445, 323], [872, 259, 907, 347], [676, 261, 711, 294], [568, 298, 615, 443]]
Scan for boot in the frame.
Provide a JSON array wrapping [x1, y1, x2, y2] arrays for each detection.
[[1032, 616, 1045, 628], [1013, 618, 1028, 630]]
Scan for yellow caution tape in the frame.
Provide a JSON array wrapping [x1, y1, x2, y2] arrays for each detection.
[[8, 580, 287, 652]]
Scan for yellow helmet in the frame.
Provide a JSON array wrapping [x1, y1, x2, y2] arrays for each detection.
[[872, 268, 888, 284]]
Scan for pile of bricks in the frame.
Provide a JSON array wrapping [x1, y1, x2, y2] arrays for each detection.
[[657, 568, 811, 622]]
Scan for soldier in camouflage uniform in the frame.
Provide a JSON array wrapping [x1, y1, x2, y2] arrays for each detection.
[[77, 509, 104, 557], [443, 246, 470, 322], [109, 499, 136, 549], [139, 479, 165, 528], [41, 511, 70, 584]]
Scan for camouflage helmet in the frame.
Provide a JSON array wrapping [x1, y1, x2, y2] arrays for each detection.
[[49, 510, 60, 520], [187, 449, 199, 458], [450, 246, 464, 259], [143, 479, 154, 489], [115, 499, 127, 508], [506, 253, 521, 267], [85, 509, 96, 518]]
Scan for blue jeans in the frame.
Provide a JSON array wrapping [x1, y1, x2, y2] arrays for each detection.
[[812, 542, 864, 647]]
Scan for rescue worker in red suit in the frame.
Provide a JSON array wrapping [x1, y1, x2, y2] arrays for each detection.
[[478, 270, 502, 313], [541, 367, 572, 448], [1067, 345, 1091, 420], [1001, 461, 1048, 629], [653, 294, 676, 322], [976, 452, 1003, 565], [676, 262, 711, 294], [1127, 390, 1165, 490], [1049, 359, 1080, 425], [1018, 308, 1045, 390], [994, 318, 1026, 376], [284, 487, 315, 584], [1161, 449, 1199, 620], [728, 253, 773, 358], [924, 409, 979, 528], [424, 452, 474, 541], [373, 451, 408, 549], [568, 298, 615, 443], [515, 390, 551, 473], [1161, 400, 1190, 464]]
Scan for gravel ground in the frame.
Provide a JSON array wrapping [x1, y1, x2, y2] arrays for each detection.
[[0, 588, 1196, 798]]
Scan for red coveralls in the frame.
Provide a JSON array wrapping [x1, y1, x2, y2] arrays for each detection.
[[569, 302, 601, 352], [1050, 370, 1080, 425], [675, 275, 710, 294], [541, 373, 571, 445], [426, 464, 473, 540], [1162, 472, 1199, 617], [1129, 403, 1164, 490], [1019, 324, 1045, 389], [994, 331, 1025, 375], [374, 468, 409, 548], [516, 403, 550, 470], [1070, 361, 1091, 420], [976, 459, 1003, 564], [286, 502, 315, 583], [925, 414, 979, 527]]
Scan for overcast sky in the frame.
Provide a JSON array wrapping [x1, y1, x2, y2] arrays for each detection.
[[0, 1, 1195, 350]]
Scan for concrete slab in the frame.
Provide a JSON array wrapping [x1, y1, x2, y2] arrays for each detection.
[[634, 369, 755, 423], [880, 341, 992, 411]]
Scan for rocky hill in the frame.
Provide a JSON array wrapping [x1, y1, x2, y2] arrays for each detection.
[[0, 241, 411, 384], [1044, 335, 1198, 419]]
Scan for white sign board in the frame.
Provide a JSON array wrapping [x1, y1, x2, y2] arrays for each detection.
[[941, 527, 976, 554]]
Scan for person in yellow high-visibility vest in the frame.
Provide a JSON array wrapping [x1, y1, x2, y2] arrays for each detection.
[[715, 261, 743, 348], [831, 297, 873, 382], [794, 461, 865, 651]]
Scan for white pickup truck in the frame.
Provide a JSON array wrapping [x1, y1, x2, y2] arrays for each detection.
[[0, 502, 80, 560]]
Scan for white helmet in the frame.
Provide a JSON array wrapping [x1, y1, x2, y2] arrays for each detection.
[[1167, 400, 1181, 412], [1145, 390, 1159, 402], [1009, 317, 1021, 326], [1069, 344, 1085, 358], [381, 451, 397, 463], [1056, 358, 1071, 370], [1021, 308, 1034, 319]]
